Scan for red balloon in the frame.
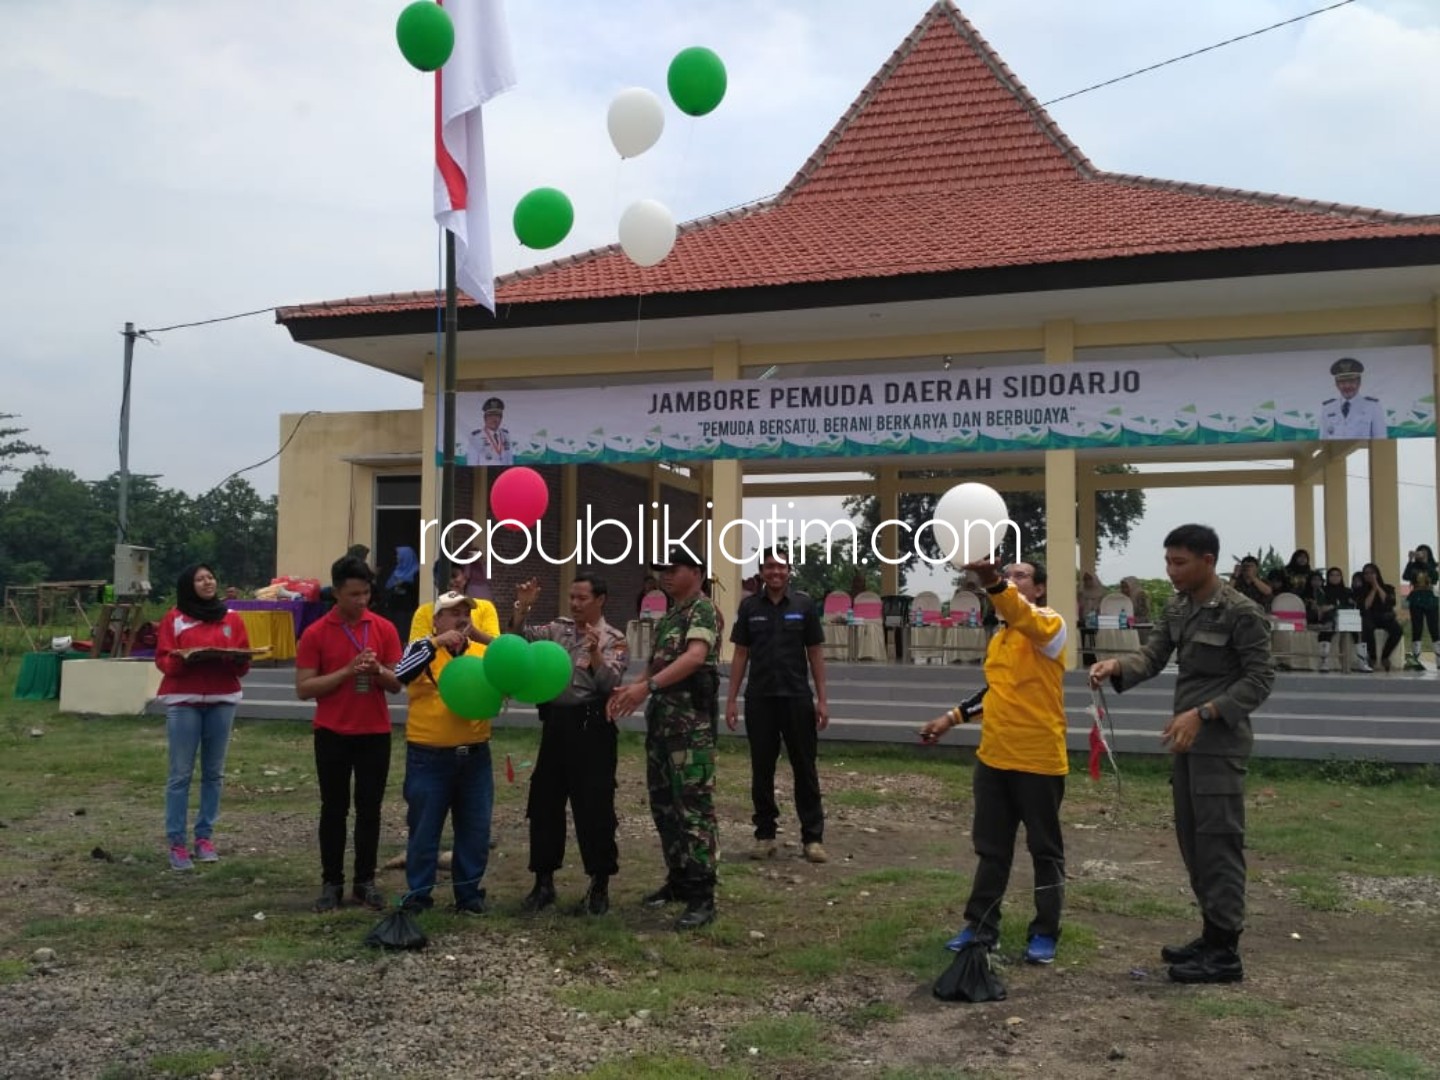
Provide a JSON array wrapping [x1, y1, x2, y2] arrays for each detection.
[[491, 467, 549, 531]]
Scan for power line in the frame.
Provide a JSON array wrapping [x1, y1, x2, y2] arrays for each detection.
[[137, 306, 275, 336], [1039, 0, 1356, 108], [202, 411, 320, 496]]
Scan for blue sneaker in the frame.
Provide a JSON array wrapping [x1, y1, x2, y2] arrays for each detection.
[[1025, 934, 1057, 965], [945, 925, 977, 952]]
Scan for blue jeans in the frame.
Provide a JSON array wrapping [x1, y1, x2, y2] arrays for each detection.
[[165, 703, 236, 844], [404, 742, 493, 909]]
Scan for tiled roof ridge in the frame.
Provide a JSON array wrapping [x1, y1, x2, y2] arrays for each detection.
[[776, 0, 1095, 204], [1099, 170, 1440, 224]]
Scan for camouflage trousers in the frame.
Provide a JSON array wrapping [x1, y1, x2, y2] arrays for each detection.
[[645, 715, 719, 897]]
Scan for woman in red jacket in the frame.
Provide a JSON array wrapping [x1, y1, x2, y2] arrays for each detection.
[[155, 564, 251, 870]]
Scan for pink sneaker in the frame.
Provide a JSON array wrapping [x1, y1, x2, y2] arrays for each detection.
[[193, 838, 219, 863], [168, 843, 194, 871]]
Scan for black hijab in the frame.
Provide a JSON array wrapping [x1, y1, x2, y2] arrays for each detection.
[[176, 563, 228, 623]]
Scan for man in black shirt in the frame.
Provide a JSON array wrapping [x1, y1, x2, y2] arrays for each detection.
[[725, 548, 831, 863]]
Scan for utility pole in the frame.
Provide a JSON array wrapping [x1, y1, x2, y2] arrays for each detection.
[[118, 321, 136, 543], [438, 233, 459, 586]]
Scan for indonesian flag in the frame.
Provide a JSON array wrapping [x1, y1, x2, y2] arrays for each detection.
[[434, 0, 516, 313]]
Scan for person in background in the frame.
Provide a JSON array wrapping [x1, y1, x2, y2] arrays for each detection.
[[726, 547, 831, 865], [154, 563, 252, 871], [1119, 576, 1151, 623], [1230, 556, 1273, 610], [919, 558, 1069, 966], [295, 556, 403, 913], [1401, 544, 1438, 672], [1078, 570, 1107, 664], [510, 573, 630, 916], [1354, 562, 1403, 673], [383, 545, 421, 634], [1322, 567, 1361, 672], [1090, 524, 1274, 985], [635, 573, 663, 618], [393, 591, 494, 915], [1283, 550, 1313, 597]]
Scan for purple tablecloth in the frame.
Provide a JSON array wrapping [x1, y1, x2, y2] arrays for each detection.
[[227, 599, 327, 638]]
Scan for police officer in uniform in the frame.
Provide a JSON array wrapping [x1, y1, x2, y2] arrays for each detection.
[[510, 573, 629, 916], [468, 397, 514, 465], [608, 549, 721, 930], [1090, 524, 1274, 984], [1319, 357, 1385, 439]]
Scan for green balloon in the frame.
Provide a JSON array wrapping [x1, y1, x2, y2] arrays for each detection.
[[513, 187, 575, 249], [437, 655, 503, 720], [483, 633, 535, 696], [513, 640, 574, 704], [396, 1, 455, 72], [667, 47, 727, 117]]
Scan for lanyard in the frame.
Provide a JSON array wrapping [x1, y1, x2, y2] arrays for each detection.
[[341, 620, 370, 654]]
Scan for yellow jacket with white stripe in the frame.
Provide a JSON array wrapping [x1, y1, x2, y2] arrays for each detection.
[[404, 639, 492, 748], [976, 582, 1069, 776]]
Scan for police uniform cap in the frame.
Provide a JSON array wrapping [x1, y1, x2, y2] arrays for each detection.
[[652, 549, 705, 570], [482, 397, 505, 414], [1330, 358, 1364, 378]]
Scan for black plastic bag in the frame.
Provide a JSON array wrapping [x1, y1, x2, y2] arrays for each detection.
[[364, 909, 428, 951], [933, 940, 1007, 1002]]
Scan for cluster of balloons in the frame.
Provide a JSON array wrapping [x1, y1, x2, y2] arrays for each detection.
[[490, 465, 549, 529], [931, 483, 1010, 569], [395, 5, 728, 269], [438, 634, 574, 719]]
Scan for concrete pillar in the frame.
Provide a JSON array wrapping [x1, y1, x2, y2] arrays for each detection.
[[1077, 467, 1097, 574], [1368, 439, 1400, 580], [1043, 320, 1078, 666], [877, 466, 900, 596], [1323, 448, 1350, 574], [711, 342, 743, 654], [1293, 468, 1316, 560]]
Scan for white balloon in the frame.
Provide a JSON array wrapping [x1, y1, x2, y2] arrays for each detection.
[[606, 87, 665, 159], [618, 199, 676, 267], [931, 483, 1012, 568]]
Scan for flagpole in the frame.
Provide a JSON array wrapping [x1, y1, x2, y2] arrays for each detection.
[[439, 231, 458, 586]]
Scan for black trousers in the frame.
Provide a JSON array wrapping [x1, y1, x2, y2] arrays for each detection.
[[963, 760, 1065, 941], [528, 700, 619, 877], [313, 728, 392, 887], [745, 695, 824, 844], [1171, 752, 1247, 941], [1362, 614, 1403, 664]]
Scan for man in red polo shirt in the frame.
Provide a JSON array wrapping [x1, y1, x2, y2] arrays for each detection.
[[296, 555, 402, 913]]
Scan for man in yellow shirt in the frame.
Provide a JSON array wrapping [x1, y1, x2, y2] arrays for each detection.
[[394, 592, 495, 914], [920, 558, 1068, 965], [409, 566, 500, 651]]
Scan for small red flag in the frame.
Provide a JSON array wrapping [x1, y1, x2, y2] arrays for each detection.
[[505, 752, 515, 784], [1088, 721, 1104, 781]]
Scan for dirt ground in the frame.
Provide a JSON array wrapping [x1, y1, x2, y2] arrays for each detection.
[[1, 736, 1437, 1079]]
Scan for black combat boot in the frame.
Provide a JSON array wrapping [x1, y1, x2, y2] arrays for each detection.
[[1168, 926, 1243, 984], [642, 877, 682, 907], [1161, 919, 1222, 964], [674, 880, 716, 931], [520, 872, 556, 913], [581, 874, 609, 916]]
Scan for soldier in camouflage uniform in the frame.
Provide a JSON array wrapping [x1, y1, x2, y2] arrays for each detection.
[[608, 549, 721, 930], [1091, 524, 1274, 985]]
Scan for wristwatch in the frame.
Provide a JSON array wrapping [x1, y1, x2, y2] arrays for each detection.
[[646, 677, 661, 694], [1197, 703, 1216, 723]]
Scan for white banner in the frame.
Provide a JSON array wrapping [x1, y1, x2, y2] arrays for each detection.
[[442, 346, 1434, 465]]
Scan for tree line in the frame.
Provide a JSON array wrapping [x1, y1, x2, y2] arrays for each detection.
[[0, 414, 277, 597]]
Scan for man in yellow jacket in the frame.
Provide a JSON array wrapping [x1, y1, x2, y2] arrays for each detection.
[[394, 591, 494, 914], [920, 558, 1068, 965]]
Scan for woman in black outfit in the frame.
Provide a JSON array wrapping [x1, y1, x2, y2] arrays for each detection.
[[1353, 562, 1403, 672]]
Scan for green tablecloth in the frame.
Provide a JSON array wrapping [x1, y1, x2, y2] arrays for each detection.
[[14, 651, 92, 701]]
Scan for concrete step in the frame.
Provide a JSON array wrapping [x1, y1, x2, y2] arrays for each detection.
[[199, 662, 1440, 764]]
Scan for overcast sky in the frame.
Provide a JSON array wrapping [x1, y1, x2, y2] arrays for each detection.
[[3, 0, 1438, 580]]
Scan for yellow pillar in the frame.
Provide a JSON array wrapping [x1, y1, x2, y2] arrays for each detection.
[[1077, 467, 1097, 574], [877, 466, 900, 596], [1292, 465, 1316, 559], [710, 342, 743, 655], [1368, 440, 1400, 580], [559, 465, 578, 596], [1043, 320, 1078, 667], [1323, 448, 1350, 574]]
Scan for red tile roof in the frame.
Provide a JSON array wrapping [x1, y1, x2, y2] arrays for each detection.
[[278, 1, 1440, 322]]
